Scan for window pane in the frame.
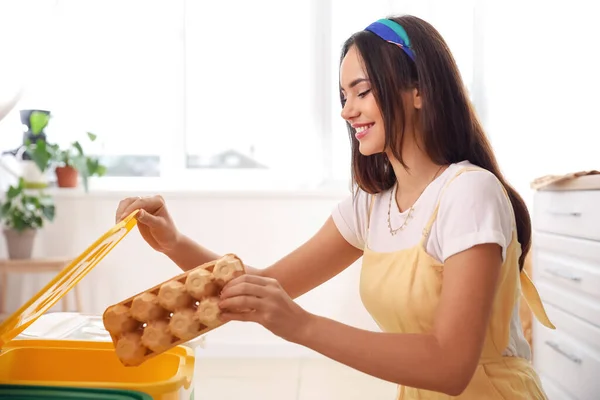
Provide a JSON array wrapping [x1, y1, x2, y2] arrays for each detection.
[[184, 0, 323, 184], [2, 0, 184, 177]]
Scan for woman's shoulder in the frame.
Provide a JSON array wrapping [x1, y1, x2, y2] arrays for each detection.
[[433, 161, 515, 262], [441, 162, 509, 205]]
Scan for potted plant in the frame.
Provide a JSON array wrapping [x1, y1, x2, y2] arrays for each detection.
[[53, 132, 107, 192], [0, 178, 55, 259], [11, 111, 54, 189], [25, 131, 107, 193]]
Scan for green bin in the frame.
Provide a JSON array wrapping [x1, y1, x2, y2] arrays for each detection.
[[0, 384, 153, 399]]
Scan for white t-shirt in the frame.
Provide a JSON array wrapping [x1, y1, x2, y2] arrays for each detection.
[[331, 160, 531, 360]]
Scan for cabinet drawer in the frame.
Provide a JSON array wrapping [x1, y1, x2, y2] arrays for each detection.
[[539, 374, 576, 400], [537, 281, 600, 328], [534, 232, 600, 266], [533, 322, 600, 400], [533, 239, 600, 303], [541, 303, 600, 353], [533, 190, 600, 241]]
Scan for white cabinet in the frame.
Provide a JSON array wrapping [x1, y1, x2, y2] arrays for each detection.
[[532, 179, 600, 400]]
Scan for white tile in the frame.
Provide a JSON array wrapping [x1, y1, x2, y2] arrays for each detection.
[[297, 358, 398, 400], [195, 358, 300, 378], [191, 356, 398, 400], [194, 377, 298, 400]]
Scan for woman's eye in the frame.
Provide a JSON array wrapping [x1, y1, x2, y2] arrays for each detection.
[[358, 89, 371, 98]]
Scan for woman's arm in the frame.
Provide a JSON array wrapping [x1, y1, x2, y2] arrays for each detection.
[[167, 217, 363, 299], [220, 242, 503, 396], [299, 243, 502, 395]]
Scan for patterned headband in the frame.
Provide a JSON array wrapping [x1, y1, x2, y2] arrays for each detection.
[[364, 19, 416, 62]]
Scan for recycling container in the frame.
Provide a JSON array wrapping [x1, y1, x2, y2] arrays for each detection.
[[0, 384, 153, 399], [0, 211, 196, 400]]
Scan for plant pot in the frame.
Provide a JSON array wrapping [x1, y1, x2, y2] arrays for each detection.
[[3, 228, 37, 259], [55, 165, 78, 188]]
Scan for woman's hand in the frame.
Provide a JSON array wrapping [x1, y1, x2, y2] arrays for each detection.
[[218, 274, 313, 343], [115, 195, 181, 254]]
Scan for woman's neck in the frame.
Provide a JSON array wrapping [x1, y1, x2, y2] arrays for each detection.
[[387, 151, 447, 212]]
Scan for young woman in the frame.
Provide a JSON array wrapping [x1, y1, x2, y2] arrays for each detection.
[[116, 15, 554, 399]]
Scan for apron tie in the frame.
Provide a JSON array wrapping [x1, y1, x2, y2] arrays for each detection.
[[520, 269, 556, 329]]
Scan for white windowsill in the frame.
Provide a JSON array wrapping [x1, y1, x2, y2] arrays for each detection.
[[43, 176, 352, 200]]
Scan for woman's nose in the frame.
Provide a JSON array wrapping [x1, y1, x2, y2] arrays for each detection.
[[340, 98, 359, 121]]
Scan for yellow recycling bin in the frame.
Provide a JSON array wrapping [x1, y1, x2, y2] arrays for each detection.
[[0, 210, 196, 400]]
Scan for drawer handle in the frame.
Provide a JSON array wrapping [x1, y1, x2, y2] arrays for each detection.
[[545, 340, 582, 365], [545, 210, 582, 217], [545, 268, 582, 282]]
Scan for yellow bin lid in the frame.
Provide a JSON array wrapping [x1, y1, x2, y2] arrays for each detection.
[[0, 210, 140, 348]]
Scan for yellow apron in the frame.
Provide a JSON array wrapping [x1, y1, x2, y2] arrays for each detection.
[[360, 167, 555, 399]]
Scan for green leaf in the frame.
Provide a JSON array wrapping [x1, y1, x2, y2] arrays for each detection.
[[0, 202, 12, 218], [14, 217, 25, 232], [42, 204, 56, 221], [81, 174, 89, 193], [27, 140, 52, 172], [7, 185, 21, 200], [29, 111, 50, 135], [39, 195, 53, 206], [97, 164, 107, 176], [72, 141, 84, 156], [87, 132, 97, 141], [72, 156, 87, 175]]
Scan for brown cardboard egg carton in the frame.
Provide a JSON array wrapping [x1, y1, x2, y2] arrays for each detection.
[[102, 253, 245, 366]]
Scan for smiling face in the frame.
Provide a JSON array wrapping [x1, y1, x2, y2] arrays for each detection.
[[339, 46, 386, 156], [339, 45, 422, 159]]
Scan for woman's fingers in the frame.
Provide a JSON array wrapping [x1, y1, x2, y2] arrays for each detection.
[[116, 195, 166, 223], [115, 197, 139, 222], [220, 281, 271, 299], [223, 273, 280, 290], [219, 294, 263, 312]]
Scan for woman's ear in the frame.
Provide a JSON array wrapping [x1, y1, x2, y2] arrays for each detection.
[[412, 87, 422, 109]]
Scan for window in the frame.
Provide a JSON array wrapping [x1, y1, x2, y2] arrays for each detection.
[[40, 0, 183, 178], [183, 0, 326, 190], [0, 0, 477, 191], [0, 0, 182, 181]]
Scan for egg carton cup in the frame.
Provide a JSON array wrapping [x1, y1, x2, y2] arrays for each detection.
[[102, 253, 245, 366]]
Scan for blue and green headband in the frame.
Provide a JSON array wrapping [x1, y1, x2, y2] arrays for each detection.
[[364, 19, 415, 62]]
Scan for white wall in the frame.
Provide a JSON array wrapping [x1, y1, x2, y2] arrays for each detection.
[[476, 1, 600, 209], [4, 1, 599, 359], [1, 188, 380, 356]]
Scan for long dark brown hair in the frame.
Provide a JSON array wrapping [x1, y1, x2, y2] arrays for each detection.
[[340, 15, 531, 269]]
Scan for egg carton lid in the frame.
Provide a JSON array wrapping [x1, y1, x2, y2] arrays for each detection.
[[0, 210, 139, 349]]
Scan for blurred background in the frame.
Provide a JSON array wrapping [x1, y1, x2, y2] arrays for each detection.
[[0, 1, 597, 399]]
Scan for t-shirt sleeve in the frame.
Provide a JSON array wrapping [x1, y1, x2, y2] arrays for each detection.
[[331, 189, 371, 250], [434, 170, 514, 262]]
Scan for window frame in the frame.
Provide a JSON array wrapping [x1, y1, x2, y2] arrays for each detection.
[[19, 0, 479, 193]]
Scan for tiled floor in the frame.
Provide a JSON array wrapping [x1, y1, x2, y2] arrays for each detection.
[[194, 357, 398, 400]]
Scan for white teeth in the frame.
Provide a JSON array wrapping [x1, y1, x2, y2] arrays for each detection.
[[355, 124, 373, 133]]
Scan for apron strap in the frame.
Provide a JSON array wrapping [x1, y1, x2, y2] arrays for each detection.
[[418, 165, 556, 330], [420, 166, 483, 245], [520, 268, 556, 329], [367, 194, 375, 230]]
